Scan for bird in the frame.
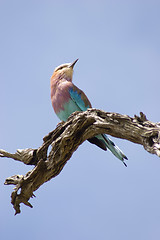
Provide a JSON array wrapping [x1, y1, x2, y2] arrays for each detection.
[[50, 59, 128, 166]]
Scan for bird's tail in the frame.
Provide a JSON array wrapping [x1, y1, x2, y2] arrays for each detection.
[[97, 134, 128, 167]]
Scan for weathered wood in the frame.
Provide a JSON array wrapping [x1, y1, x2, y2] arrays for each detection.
[[1, 109, 160, 214]]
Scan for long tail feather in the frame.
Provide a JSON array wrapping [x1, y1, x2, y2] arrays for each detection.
[[102, 134, 128, 166], [91, 134, 128, 166], [87, 134, 128, 166]]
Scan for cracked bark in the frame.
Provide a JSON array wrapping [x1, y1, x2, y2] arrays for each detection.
[[1, 109, 160, 215]]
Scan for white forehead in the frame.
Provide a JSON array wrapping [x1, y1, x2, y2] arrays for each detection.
[[54, 63, 70, 71]]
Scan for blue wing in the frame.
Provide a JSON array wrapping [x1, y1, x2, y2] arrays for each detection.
[[69, 86, 91, 111], [56, 85, 91, 122]]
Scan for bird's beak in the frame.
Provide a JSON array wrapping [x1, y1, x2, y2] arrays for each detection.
[[69, 59, 79, 69]]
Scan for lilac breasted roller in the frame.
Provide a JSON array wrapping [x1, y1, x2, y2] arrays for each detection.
[[50, 59, 128, 166]]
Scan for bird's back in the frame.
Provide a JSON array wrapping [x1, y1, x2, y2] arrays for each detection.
[[51, 78, 91, 121]]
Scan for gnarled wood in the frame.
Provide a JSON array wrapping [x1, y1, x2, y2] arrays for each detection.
[[1, 109, 160, 214]]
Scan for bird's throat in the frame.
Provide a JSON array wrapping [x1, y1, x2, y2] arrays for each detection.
[[61, 68, 73, 81]]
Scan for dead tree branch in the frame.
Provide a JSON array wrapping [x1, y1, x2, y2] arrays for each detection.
[[1, 109, 160, 215]]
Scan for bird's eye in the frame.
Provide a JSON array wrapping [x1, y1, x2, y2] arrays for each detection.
[[58, 67, 63, 70], [55, 64, 68, 72], [55, 66, 64, 72]]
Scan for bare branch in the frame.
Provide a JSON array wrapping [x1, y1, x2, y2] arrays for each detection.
[[1, 109, 160, 214], [0, 148, 37, 165]]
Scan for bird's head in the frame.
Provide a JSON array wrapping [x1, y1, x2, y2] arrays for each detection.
[[52, 59, 79, 82]]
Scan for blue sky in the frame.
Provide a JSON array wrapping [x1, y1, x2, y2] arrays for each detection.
[[0, 1, 160, 239]]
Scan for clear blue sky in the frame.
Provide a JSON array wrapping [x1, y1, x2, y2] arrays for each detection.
[[0, 1, 160, 239]]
